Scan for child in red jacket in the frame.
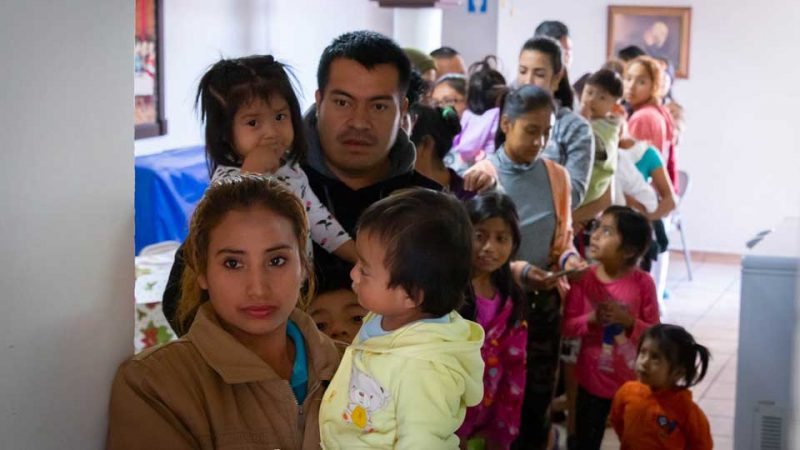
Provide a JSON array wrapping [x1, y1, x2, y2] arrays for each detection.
[[611, 324, 713, 449]]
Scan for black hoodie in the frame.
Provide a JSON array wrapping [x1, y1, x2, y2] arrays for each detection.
[[161, 107, 439, 332], [299, 106, 441, 281]]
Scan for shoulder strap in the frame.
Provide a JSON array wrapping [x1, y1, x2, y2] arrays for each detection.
[[542, 159, 573, 266]]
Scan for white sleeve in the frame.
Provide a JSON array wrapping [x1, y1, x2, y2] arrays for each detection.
[[616, 153, 658, 213], [275, 164, 352, 252]]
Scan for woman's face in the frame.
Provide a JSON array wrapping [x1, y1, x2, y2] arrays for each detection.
[[623, 62, 656, 108], [431, 83, 466, 118], [501, 107, 553, 165], [517, 50, 561, 94], [199, 206, 304, 341]]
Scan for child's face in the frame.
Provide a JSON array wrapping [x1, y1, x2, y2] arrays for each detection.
[[636, 337, 682, 390], [309, 288, 366, 343], [588, 214, 627, 265], [431, 83, 466, 118], [472, 217, 514, 277], [232, 96, 294, 160], [580, 84, 618, 120], [198, 206, 304, 340], [350, 231, 417, 318], [623, 62, 655, 108], [500, 108, 553, 165]]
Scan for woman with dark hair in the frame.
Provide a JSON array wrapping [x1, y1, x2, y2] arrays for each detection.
[[411, 104, 475, 200], [449, 56, 507, 170], [517, 37, 595, 209], [431, 74, 468, 118]]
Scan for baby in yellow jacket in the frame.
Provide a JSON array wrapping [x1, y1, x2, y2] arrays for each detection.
[[319, 189, 485, 449]]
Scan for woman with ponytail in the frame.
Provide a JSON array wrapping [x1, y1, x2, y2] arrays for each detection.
[[516, 37, 595, 208], [610, 324, 713, 449]]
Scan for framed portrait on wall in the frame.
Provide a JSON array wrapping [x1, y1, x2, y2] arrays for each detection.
[[135, 0, 167, 139], [607, 6, 692, 78]]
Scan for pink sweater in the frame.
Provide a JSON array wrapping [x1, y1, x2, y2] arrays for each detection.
[[563, 266, 660, 399], [628, 104, 678, 192], [457, 292, 527, 447]]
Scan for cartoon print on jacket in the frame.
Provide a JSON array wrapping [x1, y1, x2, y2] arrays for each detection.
[[342, 366, 390, 433]]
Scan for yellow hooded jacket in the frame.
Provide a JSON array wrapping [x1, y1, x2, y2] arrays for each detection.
[[319, 311, 485, 449]]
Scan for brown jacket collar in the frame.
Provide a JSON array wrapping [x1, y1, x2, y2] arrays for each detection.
[[187, 303, 340, 386]]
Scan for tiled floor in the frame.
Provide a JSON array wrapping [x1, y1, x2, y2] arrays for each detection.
[[575, 250, 742, 449]]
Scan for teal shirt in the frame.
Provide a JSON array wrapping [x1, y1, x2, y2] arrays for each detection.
[[286, 320, 308, 404], [635, 147, 664, 181]]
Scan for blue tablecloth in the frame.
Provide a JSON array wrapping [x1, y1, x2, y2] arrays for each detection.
[[135, 145, 209, 254]]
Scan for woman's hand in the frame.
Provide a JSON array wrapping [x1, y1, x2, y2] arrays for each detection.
[[463, 159, 498, 193], [523, 264, 561, 291]]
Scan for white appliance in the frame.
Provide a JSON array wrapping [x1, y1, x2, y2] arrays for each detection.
[[735, 217, 800, 450]]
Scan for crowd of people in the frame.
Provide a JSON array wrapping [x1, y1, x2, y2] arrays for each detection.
[[107, 23, 711, 450]]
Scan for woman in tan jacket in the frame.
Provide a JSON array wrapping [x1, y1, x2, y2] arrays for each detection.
[[107, 175, 341, 449]]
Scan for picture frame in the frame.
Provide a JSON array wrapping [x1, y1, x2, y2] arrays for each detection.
[[607, 6, 692, 78], [135, 0, 167, 139]]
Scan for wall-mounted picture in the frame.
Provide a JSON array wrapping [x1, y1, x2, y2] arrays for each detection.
[[607, 6, 692, 78], [135, 0, 167, 139]]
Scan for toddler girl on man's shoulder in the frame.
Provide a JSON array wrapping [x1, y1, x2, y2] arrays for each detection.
[[197, 55, 357, 262], [563, 206, 660, 449], [319, 189, 485, 449], [611, 324, 713, 450]]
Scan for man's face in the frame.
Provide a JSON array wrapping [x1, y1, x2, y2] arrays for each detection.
[[315, 58, 407, 182], [433, 55, 466, 76]]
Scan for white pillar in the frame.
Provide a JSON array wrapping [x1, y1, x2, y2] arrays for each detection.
[[393, 8, 442, 53]]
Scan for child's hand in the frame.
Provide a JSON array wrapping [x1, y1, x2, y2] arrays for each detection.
[[563, 253, 588, 272], [603, 302, 635, 329], [241, 146, 283, 174]]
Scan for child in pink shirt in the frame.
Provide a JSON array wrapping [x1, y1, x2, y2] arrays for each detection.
[[563, 206, 660, 449], [458, 192, 528, 449]]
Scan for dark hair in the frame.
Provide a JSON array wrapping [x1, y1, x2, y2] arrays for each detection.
[[640, 324, 711, 388], [317, 30, 411, 98], [314, 265, 353, 297], [466, 56, 507, 115], [618, 45, 647, 62], [601, 206, 652, 266], [534, 20, 570, 40], [406, 70, 429, 110], [601, 58, 626, 77], [410, 104, 461, 160], [586, 69, 624, 98], [494, 84, 555, 148], [430, 46, 460, 58], [433, 73, 467, 97], [521, 37, 574, 108], [356, 188, 473, 316], [572, 72, 590, 99], [195, 55, 307, 175], [462, 192, 526, 326]]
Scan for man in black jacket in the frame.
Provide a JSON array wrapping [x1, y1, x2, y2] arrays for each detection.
[[162, 31, 439, 330]]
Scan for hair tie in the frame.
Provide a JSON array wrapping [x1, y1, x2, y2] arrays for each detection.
[[442, 106, 457, 119]]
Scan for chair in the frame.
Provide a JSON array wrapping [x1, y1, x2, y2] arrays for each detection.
[[672, 170, 693, 280]]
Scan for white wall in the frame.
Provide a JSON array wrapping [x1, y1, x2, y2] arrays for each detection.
[[441, 0, 499, 69], [135, 0, 394, 156], [498, 0, 800, 254], [0, 1, 133, 448]]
